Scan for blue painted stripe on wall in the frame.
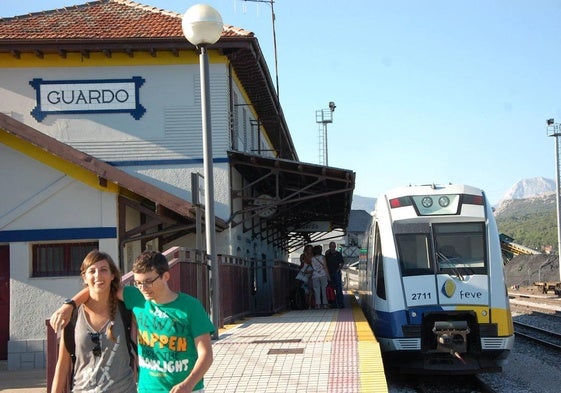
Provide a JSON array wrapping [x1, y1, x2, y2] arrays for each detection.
[[0, 227, 117, 242], [106, 157, 230, 167]]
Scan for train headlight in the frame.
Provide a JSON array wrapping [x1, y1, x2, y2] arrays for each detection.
[[421, 197, 433, 208], [481, 310, 487, 317], [438, 196, 450, 207], [410, 194, 460, 215]]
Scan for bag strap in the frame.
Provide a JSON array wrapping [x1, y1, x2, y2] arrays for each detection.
[[63, 301, 136, 368], [117, 300, 138, 369], [63, 308, 78, 364]]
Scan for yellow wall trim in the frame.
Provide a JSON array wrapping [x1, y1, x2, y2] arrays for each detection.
[[1, 128, 119, 193]]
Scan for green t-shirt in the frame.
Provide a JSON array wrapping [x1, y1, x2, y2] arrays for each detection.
[[124, 286, 215, 392]]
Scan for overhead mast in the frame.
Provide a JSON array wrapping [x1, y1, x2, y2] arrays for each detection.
[[546, 118, 561, 281], [243, 0, 280, 99]]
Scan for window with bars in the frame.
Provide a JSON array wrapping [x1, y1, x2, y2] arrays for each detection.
[[32, 241, 99, 277]]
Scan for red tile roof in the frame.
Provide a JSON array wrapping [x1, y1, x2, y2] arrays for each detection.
[[0, 0, 251, 40], [0, 0, 296, 161]]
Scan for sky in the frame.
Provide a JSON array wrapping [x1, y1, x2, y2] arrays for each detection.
[[3, 0, 561, 204]]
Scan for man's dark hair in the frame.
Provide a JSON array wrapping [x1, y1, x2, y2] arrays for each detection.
[[132, 251, 169, 275]]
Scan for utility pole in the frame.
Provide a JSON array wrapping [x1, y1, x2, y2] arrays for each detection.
[[547, 118, 561, 281]]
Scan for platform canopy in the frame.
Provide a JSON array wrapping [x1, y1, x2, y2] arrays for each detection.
[[228, 151, 355, 251]]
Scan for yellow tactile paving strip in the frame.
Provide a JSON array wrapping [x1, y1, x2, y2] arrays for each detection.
[[351, 297, 388, 393]]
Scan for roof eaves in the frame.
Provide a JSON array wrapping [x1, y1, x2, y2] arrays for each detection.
[[0, 112, 227, 230]]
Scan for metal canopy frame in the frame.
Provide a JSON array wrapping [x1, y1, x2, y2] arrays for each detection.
[[228, 151, 355, 251]]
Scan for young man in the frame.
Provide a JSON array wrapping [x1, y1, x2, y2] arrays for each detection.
[[324, 242, 345, 308], [51, 251, 215, 393]]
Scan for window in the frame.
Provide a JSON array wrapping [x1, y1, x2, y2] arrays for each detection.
[[434, 222, 487, 275], [396, 234, 433, 276], [32, 242, 99, 277], [373, 224, 386, 299]]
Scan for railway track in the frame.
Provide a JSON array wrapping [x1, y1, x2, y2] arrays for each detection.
[[513, 320, 561, 351], [388, 374, 498, 392]]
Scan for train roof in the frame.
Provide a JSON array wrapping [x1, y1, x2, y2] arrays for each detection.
[[381, 183, 484, 199]]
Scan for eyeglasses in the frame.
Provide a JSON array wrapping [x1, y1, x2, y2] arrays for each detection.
[[133, 274, 162, 289], [89, 332, 101, 357]]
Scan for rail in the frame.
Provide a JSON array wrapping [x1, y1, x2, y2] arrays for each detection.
[[513, 320, 561, 351]]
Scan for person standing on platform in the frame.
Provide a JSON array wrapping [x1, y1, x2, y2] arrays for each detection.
[[299, 244, 314, 309], [51, 251, 215, 393], [325, 241, 345, 308], [51, 250, 136, 393], [311, 245, 330, 309]]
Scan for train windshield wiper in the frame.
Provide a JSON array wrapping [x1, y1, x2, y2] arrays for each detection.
[[436, 251, 464, 280]]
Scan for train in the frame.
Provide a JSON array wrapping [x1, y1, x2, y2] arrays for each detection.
[[358, 183, 514, 374]]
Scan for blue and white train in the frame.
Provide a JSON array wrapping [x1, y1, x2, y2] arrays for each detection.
[[358, 183, 514, 374]]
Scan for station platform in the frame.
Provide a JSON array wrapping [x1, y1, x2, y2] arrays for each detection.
[[0, 295, 387, 393], [205, 295, 387, 392]]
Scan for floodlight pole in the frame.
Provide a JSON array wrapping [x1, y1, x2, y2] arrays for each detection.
[[547, 118, 561, 281], [316, 102, 336, 166]]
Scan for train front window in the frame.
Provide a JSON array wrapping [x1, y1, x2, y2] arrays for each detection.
[[434, 222, 487, 275], [396, 234, 433, 276]]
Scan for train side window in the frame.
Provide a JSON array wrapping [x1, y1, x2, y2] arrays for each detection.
[[374, 223, 386, 299]]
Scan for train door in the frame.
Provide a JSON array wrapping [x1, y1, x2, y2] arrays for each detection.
[[0, 245, 9, 360]]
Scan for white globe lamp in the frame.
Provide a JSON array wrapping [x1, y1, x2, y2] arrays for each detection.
[[182, 4, 223, 46]]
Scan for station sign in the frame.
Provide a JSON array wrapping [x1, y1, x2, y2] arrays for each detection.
[[29, 77, 146, 122]]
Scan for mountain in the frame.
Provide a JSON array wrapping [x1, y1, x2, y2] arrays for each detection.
[[499, 177, 555, 202], [494, 192, 556, 217], [494, 192, 557, 253]]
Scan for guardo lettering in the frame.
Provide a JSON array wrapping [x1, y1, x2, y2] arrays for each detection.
[[459, 290, 482, 299], [47, 89, 130, 105], [139, 330, 187, 352]]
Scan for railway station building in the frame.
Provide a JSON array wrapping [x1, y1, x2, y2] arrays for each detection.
[[0, 0, 355, 369]]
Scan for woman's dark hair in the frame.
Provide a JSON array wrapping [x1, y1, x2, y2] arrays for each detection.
[[312, 245, 322, 256]]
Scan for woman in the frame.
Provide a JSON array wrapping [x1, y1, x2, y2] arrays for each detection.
[[51, 250, 136, 393], [311, 245, 330, 309], [299, 244, 314, 309]]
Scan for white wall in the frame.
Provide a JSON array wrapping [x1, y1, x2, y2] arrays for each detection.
[[1, 54, 289, 369], [0, 143, 120, 369]]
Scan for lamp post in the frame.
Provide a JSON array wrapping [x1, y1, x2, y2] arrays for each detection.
[[182, 4, 223, 338], [547, 118, 561, 281]]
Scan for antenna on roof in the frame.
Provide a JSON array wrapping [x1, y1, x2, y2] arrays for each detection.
[[242, 0, 280, 99]]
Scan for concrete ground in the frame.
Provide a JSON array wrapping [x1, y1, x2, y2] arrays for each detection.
[[0, 361, 47, 393]]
